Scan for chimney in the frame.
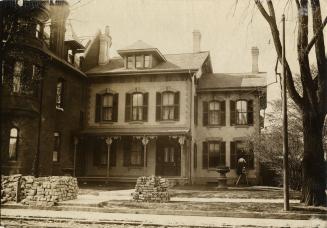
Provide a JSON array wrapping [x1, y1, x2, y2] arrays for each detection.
[[193, 30, 201, 53], [251, 46, 259, 73], [98, 26, 112, 65]]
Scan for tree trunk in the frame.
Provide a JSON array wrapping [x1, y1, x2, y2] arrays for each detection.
[[301, 110, 326, 206]]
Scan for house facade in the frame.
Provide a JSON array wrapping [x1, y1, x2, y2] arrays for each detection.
[[1, 1, 267, 185]]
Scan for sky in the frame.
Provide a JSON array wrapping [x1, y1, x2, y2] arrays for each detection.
[[68, 0, 327, 104]]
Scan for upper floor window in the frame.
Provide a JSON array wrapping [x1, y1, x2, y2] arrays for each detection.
[[230, 141, 254, 169], [136, 55, 143, 68], [56, 79, 64, 110], [53, 132, 61, 162], [35, 24, 42, 38], [13, 61, 23, 93], [127, 56, 134, 69], [202, 141, 226, 169], [156, 91, 180, 121], [125, 92, 148, 122], [95, 93, 118, 122], [230, 100, 253, 126], [144, 55, 150, 68], [203, 100, 226, 126], [9, 128, 19, 160]]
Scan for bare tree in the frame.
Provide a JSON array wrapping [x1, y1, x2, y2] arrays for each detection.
[[252, 0, 326, 206]]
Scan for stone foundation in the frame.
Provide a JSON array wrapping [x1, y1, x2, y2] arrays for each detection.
[[1, 175, 78, 207], [132, 176, 170, 202]]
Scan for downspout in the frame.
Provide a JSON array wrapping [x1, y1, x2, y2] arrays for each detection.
[[189, 71, 195, 184]]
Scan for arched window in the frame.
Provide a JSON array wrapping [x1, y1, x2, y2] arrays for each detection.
[[202, 100, 225, 126], [9, 128, 18, 160], [236, 100, 247, 125], [156, 91, 180, 121], [13, 61, 23, 93], [53, 132, 61, 162], [102, 93, 114, 121], [56, 79, 64, 109], [132, 93, 144, 121]]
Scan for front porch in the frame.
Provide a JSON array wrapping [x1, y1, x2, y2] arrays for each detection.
[[74, 129, 191, 184]]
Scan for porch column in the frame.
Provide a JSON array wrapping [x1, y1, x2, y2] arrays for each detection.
[[105, 137, 113, 183], [73, 136, 79, 177], [142, 137, 149, 176], [178, 136, 186, 177]]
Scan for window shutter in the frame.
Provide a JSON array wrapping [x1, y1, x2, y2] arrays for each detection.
[[156, 92, 162, 121], [194, 96, 198, 125], [194, 143, 197, 169], [220, 141, 226, 166], [123, 137, 131, 166], [174, 91, 180, 120], [141, 144, 147, 167], [95, 94, 101, 122], [125, 93, 131, 122], [112, 93, 118, 122], [202, 101, 208, 126], [230, 141, 236, 168], [230, 100, 236, 126], [247, 100, 254, 125], [93, 137, 100, 165], [143, 92, 148, 121], [110, 141, 117, 167], [202, 141, 208, 169], [221, 101, 226, 126]]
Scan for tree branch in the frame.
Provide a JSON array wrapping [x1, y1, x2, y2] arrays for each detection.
[[304, 15, 327, 55], [295, 0, 300, 9], [254, 0, 272, 23], [266, 0, 276, 21]]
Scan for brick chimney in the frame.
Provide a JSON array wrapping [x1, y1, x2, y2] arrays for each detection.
[[193, 30, 201, 53], [98, 25, 112, 65], [251, 46, 259, 73]]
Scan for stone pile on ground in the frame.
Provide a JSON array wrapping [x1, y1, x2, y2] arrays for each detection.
[[132, 176, 170, 202], [1, 175, 78, 207]]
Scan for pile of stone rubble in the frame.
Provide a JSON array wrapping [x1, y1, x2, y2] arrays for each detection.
[[1, 175, 78, 207], [132, 176, 170, 202]]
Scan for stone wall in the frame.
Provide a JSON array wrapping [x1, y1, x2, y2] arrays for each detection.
[[1, 175, 78, 206], [132, 176, 170, 202]]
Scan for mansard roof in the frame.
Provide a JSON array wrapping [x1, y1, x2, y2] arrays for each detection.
[[87, 51, 210, 75], [197, 72, 266, 91]]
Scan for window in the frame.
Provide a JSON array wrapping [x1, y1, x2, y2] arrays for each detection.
[[56, 79, 64, 109], [102, 94, 113, 121], [203, 101, 226, 126], [53, 132, 61, 162], [230, 141, 254, 169], [13, 61, 23, 93], [136, 55, 143, 68], [144, 55, 150, 68], [127, 56, 134, 69], [35, 24, 41, 38], [202, 141, 226, 169], [156, 91, 180, 121], [164, 147, 175, 163], [131, 141, 143, 165], [8, 128, 18, 160], [125, 92, 148, 122], [95, 93, 118, 122], [230, 100, 254, 126]]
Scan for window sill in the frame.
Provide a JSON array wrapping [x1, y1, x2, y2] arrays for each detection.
[[158, 120, 177, 123], [234, 125, 252, 128], [206, 125, 224, 128], [128, 121, 145, 124], [99, 121, 114, 124], [128, 166, 144, 169], [52, 162, 60, 165]]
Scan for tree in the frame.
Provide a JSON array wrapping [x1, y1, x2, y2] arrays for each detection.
[[252, 0, 327, 206], [248, 99, 303, 190]]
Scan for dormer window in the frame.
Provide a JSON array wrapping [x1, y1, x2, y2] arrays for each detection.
[[127, 56, 134, 69], [136, 55, 143, 68], [144, 55, 150, 68]]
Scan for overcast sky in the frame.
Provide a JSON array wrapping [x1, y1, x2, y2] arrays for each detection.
[[68, 0, 327, 103]]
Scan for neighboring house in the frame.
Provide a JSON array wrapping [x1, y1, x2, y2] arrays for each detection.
[[76, 29, 267, 184], [1, 0, 86, 176]]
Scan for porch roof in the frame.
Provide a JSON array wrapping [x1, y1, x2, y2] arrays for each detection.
[[80, 127, 190, 136]]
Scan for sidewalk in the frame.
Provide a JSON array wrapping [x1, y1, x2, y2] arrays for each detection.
[[1, 208, 326, 228]]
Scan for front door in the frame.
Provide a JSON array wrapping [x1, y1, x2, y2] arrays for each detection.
[[156, 137, 181, 176]]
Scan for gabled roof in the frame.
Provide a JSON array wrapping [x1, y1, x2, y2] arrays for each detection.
[[87, 51, 210, 75], [198, 73, 267, 91], [117, 40, 166, 62]]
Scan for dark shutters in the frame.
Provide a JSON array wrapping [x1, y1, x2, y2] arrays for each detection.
[[194, 143, 197, 169], [123, 137, 131, 166], [202, 141, 208, 169], [110, 141, 117, 167], [143, 92, 148, 121], [202, 101, 208, 126], [221, 101, 226, 126], [156, 92, 162, 121], [112, 93, 118, 122], [247, 100, 254, 125], [230, 141, 236, 168], [125, 93, 131, 122], [174, 91, 180, 120], [95, 94, 101, 122], [220, 141, 226, 166], [194, 96, 198, 125], [230, 100, 236, 126]]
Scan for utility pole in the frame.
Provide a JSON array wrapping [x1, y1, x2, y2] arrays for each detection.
[[282, 14, 290, 211]]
